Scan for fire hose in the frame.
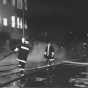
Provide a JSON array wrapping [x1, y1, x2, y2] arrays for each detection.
[[0, 65, 50, 87], [0, 64, 53, 77], [0, 66, 18, 72], [1, 60, 87, 87], [0, 51, 15, 61], [0, 51, 17, 72], [0, 64, 18, 67]]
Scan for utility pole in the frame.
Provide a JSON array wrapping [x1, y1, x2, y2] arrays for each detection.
[[22, 0, 25, 38]]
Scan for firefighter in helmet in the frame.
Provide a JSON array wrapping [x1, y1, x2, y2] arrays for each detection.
[[44, 42, 54, 66], [14, 38, 30, 86]]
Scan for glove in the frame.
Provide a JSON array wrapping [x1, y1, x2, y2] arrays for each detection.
[[14, 48, 18, 52]]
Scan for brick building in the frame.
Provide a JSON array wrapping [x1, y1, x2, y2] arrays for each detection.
[[0, 0, 29, 50]]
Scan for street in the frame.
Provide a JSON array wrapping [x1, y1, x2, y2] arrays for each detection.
[[0, 52, 88, 87]]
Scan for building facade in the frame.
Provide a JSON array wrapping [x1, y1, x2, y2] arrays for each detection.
[[0, 0, 29, 50]]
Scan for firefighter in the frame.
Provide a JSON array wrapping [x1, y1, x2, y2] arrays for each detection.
[[44, 42, 54, 66], [14, 38, 30, 86]]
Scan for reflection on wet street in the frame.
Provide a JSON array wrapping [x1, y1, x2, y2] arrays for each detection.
[[0, 61, 88, 88]]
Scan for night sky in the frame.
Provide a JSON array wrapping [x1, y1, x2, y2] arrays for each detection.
[[27, 0, 88, 43]]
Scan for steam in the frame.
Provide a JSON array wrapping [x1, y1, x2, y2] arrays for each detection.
[[27, 41, 47, 62], [0, 40, 85, 67], [27, 41, 67, 64]]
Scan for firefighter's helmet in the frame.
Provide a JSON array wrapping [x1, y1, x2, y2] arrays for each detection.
[[22, 38, 25, 43], [48, 42, 51, 46]]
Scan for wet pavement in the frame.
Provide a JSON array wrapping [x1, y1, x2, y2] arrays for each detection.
[[0, 62, 88, 88]]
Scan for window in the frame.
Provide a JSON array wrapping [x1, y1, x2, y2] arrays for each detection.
[[17, 17, 20, 28], [24, 19, 27, 29], [3, 18, 7, 26], [17, 0, 23, 9], [24, 0, 27, 10], [11, 0, 15, 7], [3, 0, 7, 4], [11, 16, 15, 28], [20, 18, 22, 29], [17, 17, 27, 29], [17, 17, 23, 29]]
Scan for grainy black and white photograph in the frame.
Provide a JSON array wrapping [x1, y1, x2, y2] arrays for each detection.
[[0, 0, 88, 88]]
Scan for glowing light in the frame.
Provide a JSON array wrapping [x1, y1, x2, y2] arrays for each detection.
[[83, 43, 87, 45], [3, 18, 7, 26], [87, 33, 88, 36], [70, 32, 72, 33], [17, 17, 23, 29], [61, 47, 63, 49], [11, 16, 15, 28], [24, 19, 27, 29], [20, 18, 22, 29], [17, 17, 20, 28]]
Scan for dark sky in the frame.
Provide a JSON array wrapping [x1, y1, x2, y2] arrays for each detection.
[[27, 0, 88, 42]]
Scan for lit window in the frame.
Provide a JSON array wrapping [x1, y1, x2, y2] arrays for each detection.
[[20, 18, 22, 29], [17, 17, 23, 29], [17, 17, 20, 28], [11, 16, 15, 28], [24, 19, 27, 29], [11, 0, 15, 7], [3, 0, 7, 4], [3, 18, 7, 26], [17, 0, 23, 9]]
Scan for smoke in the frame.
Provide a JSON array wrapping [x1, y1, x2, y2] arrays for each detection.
[[27, 41, 47, 62], [0, 40, 84, 67], [27, 41, 67, 64]]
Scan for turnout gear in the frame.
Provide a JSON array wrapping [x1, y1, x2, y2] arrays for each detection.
[[44, 42, 54, 66], [15, 43, 30, 62], [14, 40, 30, 86]]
